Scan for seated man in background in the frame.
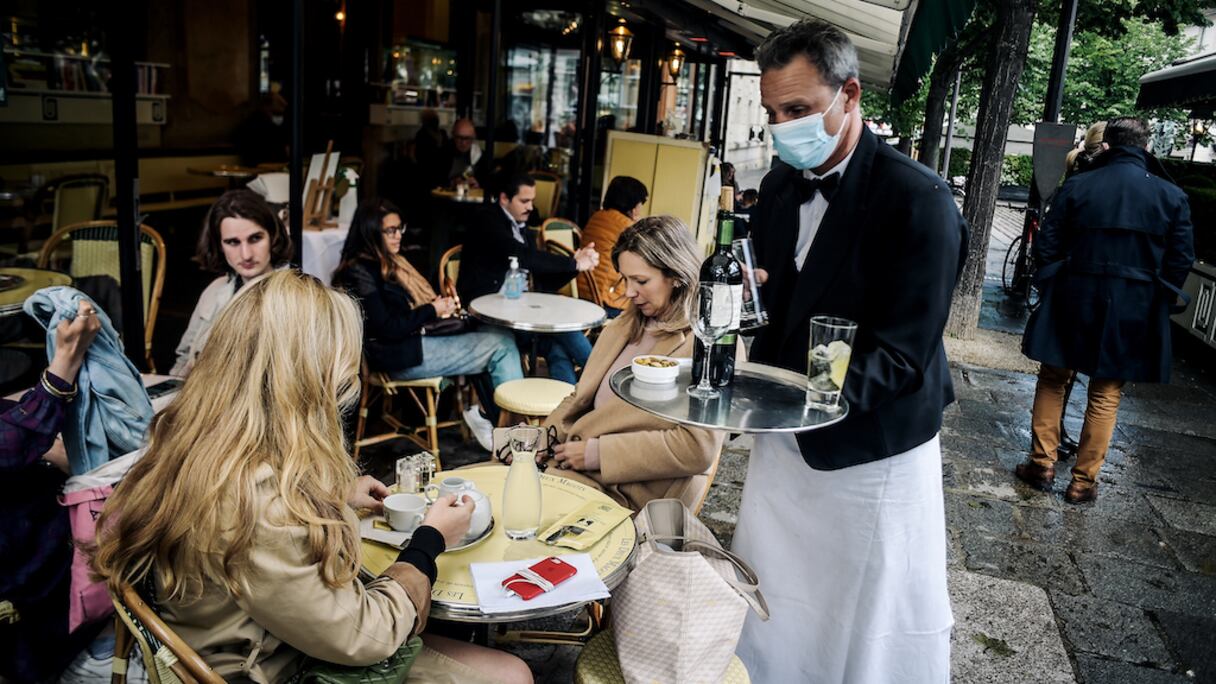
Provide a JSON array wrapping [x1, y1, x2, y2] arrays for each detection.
[[458, 173, 599, 385], [436, 118, 492, 189]]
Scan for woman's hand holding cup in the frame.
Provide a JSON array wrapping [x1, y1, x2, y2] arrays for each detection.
[[423, 494, 474, 548]]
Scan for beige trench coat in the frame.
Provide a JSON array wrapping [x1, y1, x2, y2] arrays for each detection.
[[156, 464, 439, 683], [543, 317, 730, 510]]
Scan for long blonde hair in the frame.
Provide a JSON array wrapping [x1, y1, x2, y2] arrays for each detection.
[[1066, 121, 1107, 173], [610, 216, 702, 343], [92, 270, 365, 600]]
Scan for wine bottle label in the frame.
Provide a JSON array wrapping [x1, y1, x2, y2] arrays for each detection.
[[729, 284, 743, 330], [710, 285, 733, 327]]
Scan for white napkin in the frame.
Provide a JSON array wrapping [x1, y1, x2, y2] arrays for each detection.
[[359, 515, 411, 549], [247, 173, 290, 203], [469, 553, 609, 614]]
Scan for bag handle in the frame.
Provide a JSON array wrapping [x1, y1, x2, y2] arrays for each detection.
[[641, 533, 770, 621]]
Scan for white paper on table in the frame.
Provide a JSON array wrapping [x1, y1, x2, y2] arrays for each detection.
[[469, 553, 609, 614], [359, 515, 411, 549]]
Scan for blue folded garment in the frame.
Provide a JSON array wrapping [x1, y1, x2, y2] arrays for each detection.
[[24, 286, 153, 474]]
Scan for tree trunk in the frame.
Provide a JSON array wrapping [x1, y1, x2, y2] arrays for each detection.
[[944, 0, 1036, 340], [895, 135, 914, 157], [918, 42, 962, 173]]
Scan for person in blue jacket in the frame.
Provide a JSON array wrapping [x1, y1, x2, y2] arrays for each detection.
[[1016, 117, 1195, 503]]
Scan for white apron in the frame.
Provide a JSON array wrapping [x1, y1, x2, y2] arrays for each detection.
[[732, 433, 953, 683]]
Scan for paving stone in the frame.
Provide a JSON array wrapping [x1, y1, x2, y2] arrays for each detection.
[[697, 483, 741, 548], [1153, 610, 1216, 682], [1146, 495, 1216, 537], [960, 531, 1087, 595], [715, 443, 750, 486], [1020, 483, 1163, 529], [1075, 655, 1191, 684], [1078, 555, 1216, 618], [1049, 592, 1173, 667], [949, 569, 1074, 684], [1156, 527, 1216, 576], [950, 460, 1028, 503], [1113, 424, 1216, 460]]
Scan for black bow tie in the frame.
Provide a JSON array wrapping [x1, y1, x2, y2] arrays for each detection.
[[795, 173, 840, 204]]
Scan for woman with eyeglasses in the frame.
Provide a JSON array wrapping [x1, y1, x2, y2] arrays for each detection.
[[333, 198, 522, 438]]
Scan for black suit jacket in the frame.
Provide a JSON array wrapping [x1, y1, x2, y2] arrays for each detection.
[[458, 205, 578, 302], [751, 127, 969, 470]]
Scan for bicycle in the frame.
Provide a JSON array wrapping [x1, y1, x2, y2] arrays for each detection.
[[1002, 205, 1041, 310]]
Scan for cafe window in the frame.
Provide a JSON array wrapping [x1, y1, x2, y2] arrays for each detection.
[[384, 40, 457, 108], [597, 59, 641, 131], [506, 46, 581, 147], [658, 61, 715, 140]]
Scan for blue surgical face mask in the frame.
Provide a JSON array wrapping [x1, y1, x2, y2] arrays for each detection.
[[768, 88, 844, 170]]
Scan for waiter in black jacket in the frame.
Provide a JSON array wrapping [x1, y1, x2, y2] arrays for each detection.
[[731, 20, 968, 682]]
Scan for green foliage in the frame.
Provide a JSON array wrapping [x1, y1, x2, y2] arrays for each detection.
[[947, 147, 972, 178], [1001, 154, 1034, 186], [862, 80, 930, 139], [939, 12, 1198, 131], [1012, 17, 1193, 127]]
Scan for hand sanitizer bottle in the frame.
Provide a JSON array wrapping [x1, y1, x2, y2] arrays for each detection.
[[504, 256, 523, 299]]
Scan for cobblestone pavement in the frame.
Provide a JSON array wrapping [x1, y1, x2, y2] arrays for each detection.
[[362, 203, 1216, 683]]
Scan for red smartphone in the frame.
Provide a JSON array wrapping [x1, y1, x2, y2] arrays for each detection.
[[501, 557, 578, 600]]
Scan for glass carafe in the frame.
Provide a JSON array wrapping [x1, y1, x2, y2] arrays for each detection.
[[503, 425, 543, 539]]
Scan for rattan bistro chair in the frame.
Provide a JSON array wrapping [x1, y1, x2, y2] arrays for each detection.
[[530, 171, 563, 221], [438, 244, 462, 298], [538, 217, 580, 250], [37, 220, 166, 370], [353, 360, 467, 469], [111, 584, 224, 684]]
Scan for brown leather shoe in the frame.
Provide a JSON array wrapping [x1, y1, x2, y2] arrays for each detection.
[[1014, 461, 1055, 491], [1065, 481, 1098, 504]]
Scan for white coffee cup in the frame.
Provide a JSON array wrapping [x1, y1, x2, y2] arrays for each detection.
[[383, 493, 427, 533], [425, 476, 492, 538]]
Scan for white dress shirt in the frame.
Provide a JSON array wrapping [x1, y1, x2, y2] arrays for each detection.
[[501, 205, 528, 244], [795, 147, 856, 271]]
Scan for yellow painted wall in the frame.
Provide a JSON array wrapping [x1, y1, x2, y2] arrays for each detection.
[[602, 131, 706, 233]]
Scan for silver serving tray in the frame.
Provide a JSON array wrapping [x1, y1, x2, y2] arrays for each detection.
[[609, 362, 849, 433]]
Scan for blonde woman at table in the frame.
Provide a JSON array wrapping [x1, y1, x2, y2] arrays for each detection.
[[92, 271, 532, 684], [542, 216, 733, 511], [333, 198, 523, 449], [171, 189, 291, 376]]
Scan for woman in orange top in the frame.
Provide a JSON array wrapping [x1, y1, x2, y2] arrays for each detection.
[[581, 176, 648, 317]]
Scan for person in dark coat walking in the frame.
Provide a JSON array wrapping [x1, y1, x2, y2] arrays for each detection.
[[1016, 117, 1194, 503]]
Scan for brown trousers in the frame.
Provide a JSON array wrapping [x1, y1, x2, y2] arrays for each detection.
[[1030, 364, 1124, 486]]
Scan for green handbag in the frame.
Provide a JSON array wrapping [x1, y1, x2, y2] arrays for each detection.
[[289, 637, 424, 684]]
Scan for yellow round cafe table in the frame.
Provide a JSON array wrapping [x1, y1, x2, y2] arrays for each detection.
[[361, 464, 637, 623], [0, 267, 72, 317]]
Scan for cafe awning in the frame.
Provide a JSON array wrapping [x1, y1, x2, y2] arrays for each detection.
[[1137, 52, 1216, 114], [675, 0, 975, 95]]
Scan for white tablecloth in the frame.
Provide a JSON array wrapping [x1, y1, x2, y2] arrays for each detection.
[[300, 223, 350, 286]]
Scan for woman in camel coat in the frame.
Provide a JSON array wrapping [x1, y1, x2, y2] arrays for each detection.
[[544, 216, 735, 510]]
